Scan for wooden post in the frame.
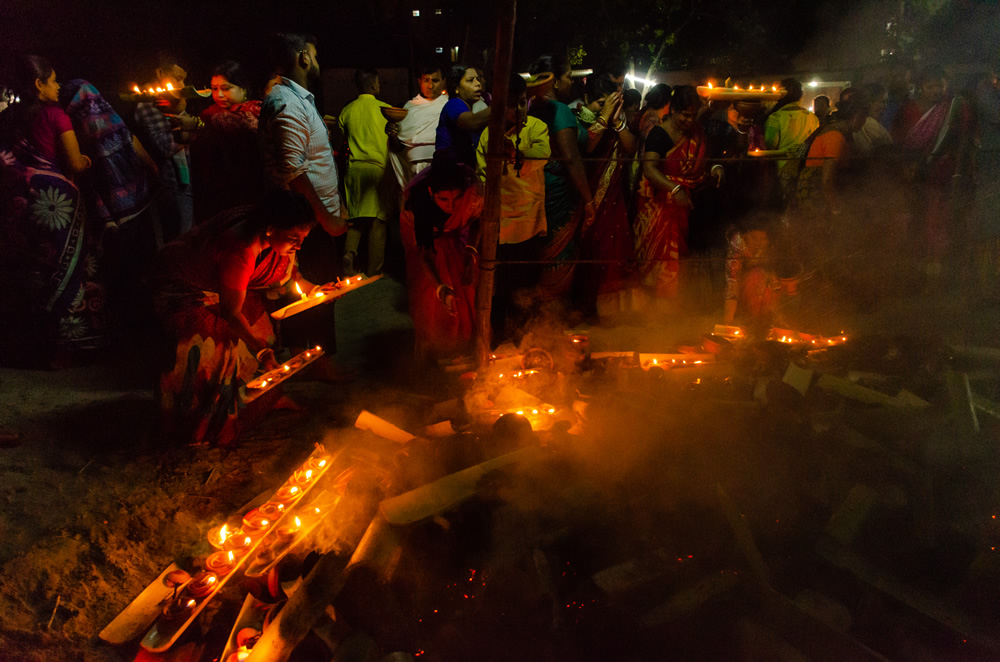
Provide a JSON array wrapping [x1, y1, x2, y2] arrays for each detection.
[[475, 0, 516, 371]]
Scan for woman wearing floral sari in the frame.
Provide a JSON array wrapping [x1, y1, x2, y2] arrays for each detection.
[[152, 190, 315, 446], [634, 86, 718, 299], [0, 56, 108, 365], [575, 75, 637, 317]]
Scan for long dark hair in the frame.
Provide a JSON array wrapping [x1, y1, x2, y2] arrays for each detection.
[[15, 55, 54, 101], [668, 85, 701, 115], [445, 64, 475, 98], [211, 60, 250, 91]]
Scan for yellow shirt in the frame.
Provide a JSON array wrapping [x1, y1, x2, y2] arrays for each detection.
[[338, 94, 391, 167], [476, 116, 550, 244]]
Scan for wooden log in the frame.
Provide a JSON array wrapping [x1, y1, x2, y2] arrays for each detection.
[[639, 572, 740, 627], [816, 536, 1000, 655], [245, 500, 378, 662], [99, 563, 184, 645], [354, 410, 416, 444], [379, 446, 544, 525]]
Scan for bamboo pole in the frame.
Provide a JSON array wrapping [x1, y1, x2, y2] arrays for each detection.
[[475, 0, 517, 371]]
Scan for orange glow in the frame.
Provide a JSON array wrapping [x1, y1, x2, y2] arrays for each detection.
[[166, 82, 174, 91], [707, 82, 714, 89], [227, 551, 234, 563], [295, 282, 305, 298], [294, 516, 302, 528], [186, 599, 196, 608], [219, 524, 229, 544], [207, 575, 217, 585], [133, 85, 141, 93], [290, 486, 299, 494]]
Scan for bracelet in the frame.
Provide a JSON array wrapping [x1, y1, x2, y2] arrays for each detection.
[[436, 284, 453, 301], [464, 244, 478, 255], [614, 119, 627, 132], [255, 347, 273, 361], [595, 116, 609, 128], [670, 183, 683, 196]]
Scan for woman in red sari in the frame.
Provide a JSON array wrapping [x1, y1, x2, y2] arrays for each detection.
[[399, 155, 482, 362], [181, 60, 267, 221], [153, 190, 315, 446], [575, 75, 638, 318], [634, 86, 718, 299]]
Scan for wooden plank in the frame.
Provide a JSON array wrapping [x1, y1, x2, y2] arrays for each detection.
[[99, 563, 182, 645], [744, 584, 891, 662], [716, 483, 770, 586], [379, 446, 544, 525]]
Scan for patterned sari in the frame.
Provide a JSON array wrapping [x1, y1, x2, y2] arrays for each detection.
[[633, 127, 707, 298], [0, 135, 109, 355], [154, 208, 293, 445]]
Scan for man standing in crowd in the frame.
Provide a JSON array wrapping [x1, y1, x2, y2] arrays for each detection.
[[764, 77, 819, 208], [338, 68, 391, 276], [133, 53, 193, 245], [260, 33, 346, 240], [388, 61, 449, 186]]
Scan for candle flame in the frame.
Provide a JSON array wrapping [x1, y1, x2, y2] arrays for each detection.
[[548, 408, 555, 413], [261, 519, 269, 526], [147, 87, 155, 94], [243, 536, 251, 546], [218, 524, 229, 543], [277, 503, 284, 510], [290, 486, 299, 494], [227, 551, 234, 562], [516, 410, 524, 415], [318, 459, 327, 467], [708, 82, 714, 89], [284, 365, 290, 371], [133, 85, 141, 93], [314, 507, 321, 514], [315, 345, 321, 351], [358, 275, 363, 280], [294, 516, 301, 527], [186, 599, 196, 608], [156, 86, 164, 93], [305, 469, 313, 480], [316, 291, 324, 297], [733, 85, 740, 90], [345, 278, 351, 285], [532, 409, 539, 415], [652, 359, 658, 365], [295, 281, 305, 298], [166, 82, 174, 90], [772, 85, 777, 91], [207, 575, 216, 585]]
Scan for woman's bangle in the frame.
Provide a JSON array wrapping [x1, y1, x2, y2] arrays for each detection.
[[255, 347, 273, 361], [464, 245, 478, 255], [596, 116, 609, 128], [436, 284, 453, 301], [614, 119, 627, 132], [670, 183, 683, 196]]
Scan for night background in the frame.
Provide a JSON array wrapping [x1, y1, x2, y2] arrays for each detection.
[[3, 0, 998, 110]]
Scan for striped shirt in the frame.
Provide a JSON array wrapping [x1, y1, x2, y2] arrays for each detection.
[[259, 77, 342, 216]]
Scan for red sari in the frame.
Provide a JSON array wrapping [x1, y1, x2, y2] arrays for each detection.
[[633, 125, 707, 298], [577, 117, 635, 315], [399, 170, 483, 360]]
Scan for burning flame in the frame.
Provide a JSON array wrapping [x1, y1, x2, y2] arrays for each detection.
[[652, 359, 658, 365], [295, 281, 305, 298], [290, 486, 299, 495], [772, 85, 777, 91], [707, 82, 714, 89], [186, 599, 196, 608], [314, 507, 321, 514], [314, 345, 321, 351], [305, 469, 313, 481], [260, 519, 269, 526], [166, 82, 174, 91], [294, 516, 301, 528], [345, 278, 351, 285], [243, 536, 251, 546], [227, 551, 235, 563], [133, 85, 141, 94], [548, 408, 555, 413], [207, 575, 217, 585], [318, 459, 327, 467], [284, 365, 290, 371], [218, 524, 229, 544]]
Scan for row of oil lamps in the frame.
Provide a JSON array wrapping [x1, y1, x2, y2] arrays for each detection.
[[158, 453, 332, 633]]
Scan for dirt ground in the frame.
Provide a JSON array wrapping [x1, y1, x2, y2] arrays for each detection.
[[1, 272, 998, 661]]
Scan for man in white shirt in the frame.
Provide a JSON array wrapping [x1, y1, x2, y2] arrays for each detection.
[[260, 33, 347, 238], [388, 61, 449, 187]]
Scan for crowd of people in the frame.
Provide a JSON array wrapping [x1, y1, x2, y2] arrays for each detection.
[[1, 35, 997, 446]]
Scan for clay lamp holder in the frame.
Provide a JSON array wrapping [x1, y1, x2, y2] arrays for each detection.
[[205, 550, 236, 577], [241, 509, 273, 539], [161, 596, 197, 624], [181, 571, 218, 600]]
